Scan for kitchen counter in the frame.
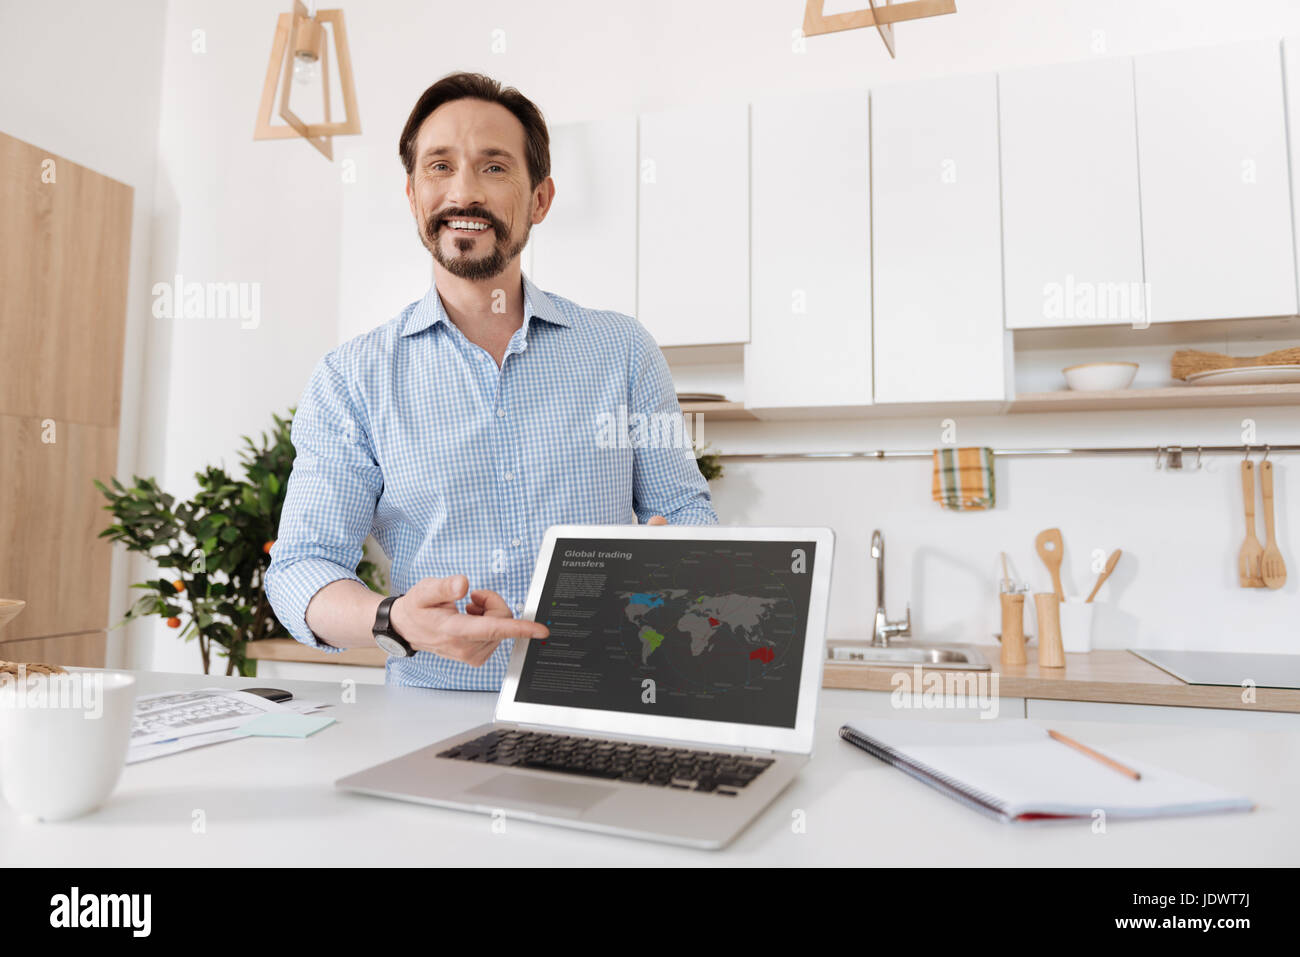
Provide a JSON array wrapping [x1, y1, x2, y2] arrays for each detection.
[[823, 646, 1300, 713], [2, 669, 1298, 865]]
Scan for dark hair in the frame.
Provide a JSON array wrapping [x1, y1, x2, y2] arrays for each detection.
[[398, 72, 550, 191]]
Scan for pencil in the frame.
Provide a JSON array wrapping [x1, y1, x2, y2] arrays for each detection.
[[1047, 729, 1142, 780]]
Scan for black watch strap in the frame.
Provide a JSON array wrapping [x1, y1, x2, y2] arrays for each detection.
[[373, 595, 414, 657]]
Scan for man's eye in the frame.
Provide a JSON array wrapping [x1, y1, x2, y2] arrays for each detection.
[[486, 165, 504, 173]]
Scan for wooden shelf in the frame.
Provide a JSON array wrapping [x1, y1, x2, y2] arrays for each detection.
[[1009, 381, 1300, 414], [678, 401, 757, 421], [247, 638, 386, 667]]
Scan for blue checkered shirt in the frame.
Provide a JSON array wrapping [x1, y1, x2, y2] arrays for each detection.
[[264, 272, 719, 689]]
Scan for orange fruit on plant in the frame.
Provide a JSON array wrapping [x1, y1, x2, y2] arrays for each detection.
[[263, 540, 275, 554], [173, 580, 185, 592], [166, 617, 181, 628]]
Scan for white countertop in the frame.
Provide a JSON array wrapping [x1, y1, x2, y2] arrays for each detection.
[[2, 669, 1297, 866]]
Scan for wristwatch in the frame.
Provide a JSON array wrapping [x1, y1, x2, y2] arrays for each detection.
[[372, 595, 414, 657]]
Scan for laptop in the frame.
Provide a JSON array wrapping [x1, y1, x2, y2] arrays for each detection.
[[336, 523, 835, 849]]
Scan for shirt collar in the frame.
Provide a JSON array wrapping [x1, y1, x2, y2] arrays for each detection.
[[400, 271, 571, 338]]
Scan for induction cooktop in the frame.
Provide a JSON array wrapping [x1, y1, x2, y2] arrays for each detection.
[[1132, 649, 1300, 690]]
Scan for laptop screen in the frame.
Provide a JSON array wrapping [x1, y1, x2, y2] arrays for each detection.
[[512, 536, 818, 729]]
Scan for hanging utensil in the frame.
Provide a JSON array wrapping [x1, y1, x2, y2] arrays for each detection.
[[1085, 549, 1122, 603], [1239, 460, 1265, 588], [1260, 461, 1287, 590], [1035, 528, 1065, 601]]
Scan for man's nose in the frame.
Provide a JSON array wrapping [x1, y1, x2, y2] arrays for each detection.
[[446, 165, 487, 207]]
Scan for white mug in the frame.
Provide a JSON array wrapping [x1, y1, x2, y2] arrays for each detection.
[[0, 670, 136, 821], [1058, 597, 1096, 654]]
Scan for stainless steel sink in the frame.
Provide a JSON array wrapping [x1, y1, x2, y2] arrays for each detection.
[[826, 641, 991, 671]]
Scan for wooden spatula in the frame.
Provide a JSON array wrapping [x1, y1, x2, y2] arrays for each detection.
[[1085, 549, 1122, 602], [1260, 461, 1287, 590], [1035, 528, 1065, 601], [1239, 460, 1265, 588]]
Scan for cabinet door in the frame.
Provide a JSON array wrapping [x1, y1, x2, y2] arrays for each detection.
[[1000, 57, 1146, 329], [1134, 38, 1297, 322], [1285, 36, 1300, 301], [871, 74, 1008, 404], [747, 90, 871, 409], [528, 117, 636, 316], [638, 104, 750, 346]]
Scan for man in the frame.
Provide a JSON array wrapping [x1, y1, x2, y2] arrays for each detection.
[[264, 72, 718, 689]]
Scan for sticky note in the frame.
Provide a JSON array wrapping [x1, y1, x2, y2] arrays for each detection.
[[234, 713, 336, 738]]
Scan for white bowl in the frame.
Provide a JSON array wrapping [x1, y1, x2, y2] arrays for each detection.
[[1062, 361, 1138, 391]]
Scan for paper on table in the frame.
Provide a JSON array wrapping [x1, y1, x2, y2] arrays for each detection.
[[841, 718, 1254, 821], [233, 713, 335, 738], [127, 689, 333, 763]]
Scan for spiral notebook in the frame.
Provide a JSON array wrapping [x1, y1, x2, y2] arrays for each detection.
[[840, 719, 1255, 823]]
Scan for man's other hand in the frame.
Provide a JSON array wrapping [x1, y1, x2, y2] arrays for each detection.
[[389, 574, 548, 667]]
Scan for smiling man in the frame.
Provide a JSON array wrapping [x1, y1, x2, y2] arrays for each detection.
[[264, 72, 718, 689]]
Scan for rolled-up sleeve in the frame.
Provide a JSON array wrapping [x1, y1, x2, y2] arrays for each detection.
[[627, 321, 720, 526], [264, 352, 384, 651]]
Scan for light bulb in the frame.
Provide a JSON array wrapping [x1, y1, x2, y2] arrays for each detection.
[[293, 53, 319, 86]]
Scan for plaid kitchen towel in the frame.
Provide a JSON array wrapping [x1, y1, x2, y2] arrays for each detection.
[[931, 447, 996, 511]]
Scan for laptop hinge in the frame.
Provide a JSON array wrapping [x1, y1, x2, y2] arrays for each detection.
[[507, 721, 778, 755]]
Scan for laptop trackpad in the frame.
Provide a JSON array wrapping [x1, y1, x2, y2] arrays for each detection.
[[465, 773, 615, 817]]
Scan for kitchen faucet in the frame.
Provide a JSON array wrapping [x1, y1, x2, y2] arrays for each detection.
[[871, 529, 912, 646]]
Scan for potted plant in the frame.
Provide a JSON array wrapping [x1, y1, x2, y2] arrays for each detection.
[[95, 410, 386, 676]]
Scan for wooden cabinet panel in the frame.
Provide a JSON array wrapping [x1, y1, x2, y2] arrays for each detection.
[[0, 416, 117, 641], [747, 89, 872, 409], [0, 631, 106, 669], [529, 117, 637, 317], [0, 132, 133, 427], [638, 103, 750, 346], [1134, 38, 1297, 322], [999, 57, 1146, 329], [871, 74, 1008, 404]]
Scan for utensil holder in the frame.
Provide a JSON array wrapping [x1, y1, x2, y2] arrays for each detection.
[[999, 592, 1027, 666], [1034, 593, 1066, 669], [1058, 597, 1095, 653]]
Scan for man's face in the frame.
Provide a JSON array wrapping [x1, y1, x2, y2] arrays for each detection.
[[406, 98, 545, 282]]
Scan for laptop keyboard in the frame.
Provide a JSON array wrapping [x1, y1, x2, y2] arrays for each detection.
[[437, 729, 774, 795]]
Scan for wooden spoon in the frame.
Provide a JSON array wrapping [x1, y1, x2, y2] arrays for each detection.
[[1260, 461, 1287, 590], [1035, 528, 1065, 601], [1085, 549, 1122, 602], [1239, 461, 1265, 588]]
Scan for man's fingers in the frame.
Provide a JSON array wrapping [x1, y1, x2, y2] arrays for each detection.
[[468, 589, 512, 616], [411, 573, 470, 605], [444, 612, 549, 643], [646, 515, 667, 526]]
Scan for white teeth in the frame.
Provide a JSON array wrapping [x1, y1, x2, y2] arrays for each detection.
[[447, 220, 489, 231]]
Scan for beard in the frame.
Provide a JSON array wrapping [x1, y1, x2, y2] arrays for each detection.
[[421, 207, 529, 281]]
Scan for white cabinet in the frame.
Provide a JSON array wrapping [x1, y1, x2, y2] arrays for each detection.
[[999, 57, 1146, 330], [1285, 36, 1300, 303], [871, 73, 1009, 404], [1134, 38, 1297, 322], [528, 117, 636, 317], [638, 104, 750, 347], [746, 89, 872, 410]]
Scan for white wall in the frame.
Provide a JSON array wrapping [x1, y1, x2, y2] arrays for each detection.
[[0, 0, 169, 670], [11, 0, 1300, 674]]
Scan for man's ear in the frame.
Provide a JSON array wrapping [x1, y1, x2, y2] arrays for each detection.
[[405, 174, 417, 217], [531, 176, 556, 226]]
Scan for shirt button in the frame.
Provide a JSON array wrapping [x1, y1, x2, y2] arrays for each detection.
[[504, 471, 514, 481], [514, 603, 524, 614], [511, 538, 521, 547], [496, 409, 506, 418]]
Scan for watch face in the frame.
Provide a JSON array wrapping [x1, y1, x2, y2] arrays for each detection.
[[375, 632, 411, 657]]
